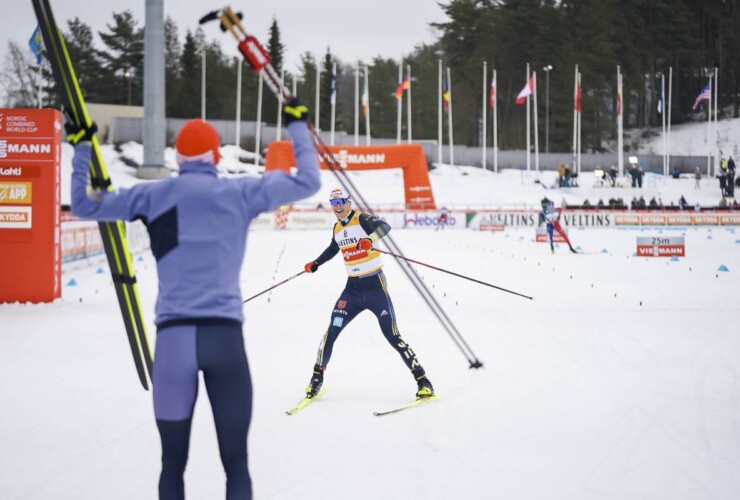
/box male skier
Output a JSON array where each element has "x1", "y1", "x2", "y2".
[
  {"x1": 540, "y1": 201, "x2": 577, "y2": 253},
  {"x1": 302, "y1": 188, "x2": 434, "y2": 400}
]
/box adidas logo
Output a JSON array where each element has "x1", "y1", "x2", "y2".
[{"x1": 380, "y1": 310, "x2": 388, "y2": 316}]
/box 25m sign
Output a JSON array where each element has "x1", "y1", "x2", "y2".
[{"x1": 636, "y1": 236, "x2": 685, "y2": 257}]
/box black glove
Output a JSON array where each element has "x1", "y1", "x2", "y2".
[
  {"x1": 282, "y1": 97, "x2": 310, "y2": 125},
  {"x1": 304, "y1": 261, "x2": 319, "y2": 273},
  {"x1": 64, "y1": 119, "x2": 98, "y2": 146}
]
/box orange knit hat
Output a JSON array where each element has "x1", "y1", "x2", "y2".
[{"x1": 175, "y1": 119, "x2": 221, "y2": 165}]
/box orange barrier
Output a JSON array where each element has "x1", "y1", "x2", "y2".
[
  {"x1": 0, "y1": 108, "x2": 62, "y2": 303},
  {"x1": 265, "y1": 141, "x2": 436, "y2": 210}
]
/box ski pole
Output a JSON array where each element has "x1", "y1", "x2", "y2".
[
  {"x1": 375, "y1": 249, "x2": 533, "y2": 300},
  {"x1": 243, "y1": 271, "x2": 305, "y2": 304}
]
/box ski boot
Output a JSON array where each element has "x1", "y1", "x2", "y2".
[
  {"x1": 412, "y1": 366, "x2": 434, "y2": 399},
  {"x1": 550, "y1": 244, "x2": 555, "y2": 254},
  {"x1": 569, "y1": 245, "x2": 578, "y2": 254},
  {"x1": 305, "y1": 364, "x2": 324, "y2": 399}
]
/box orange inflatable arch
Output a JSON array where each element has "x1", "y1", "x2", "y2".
[{"x1": 264, "y1": 141, "x2": 436, "y2": 210}]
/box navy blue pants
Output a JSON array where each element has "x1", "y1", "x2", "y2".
[
  {"x1": 316, "y1": 271, "x2": 420, "y2": 371},
  {"x1": 154, "y1": 319, "x2": 252, "y2": 500}
]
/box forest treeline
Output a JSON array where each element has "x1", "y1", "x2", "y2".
[{"x1": 2, "y1": 0, "x2": 738, "y2": 152}]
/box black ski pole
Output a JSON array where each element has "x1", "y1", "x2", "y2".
[
  {"x1": 375, "y1": 249, "x2": 533, "y2": 300},
  {"x1": 243, "y1": 271, "x2": 305, "y2": 304}
]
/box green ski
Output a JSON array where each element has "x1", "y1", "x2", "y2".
[
  {"x1": 32, "y1": 0, "x2": 153, "y2": 389},
  {"x1": 286, "y1": 388, "x2": 327, "y2": 416},
  {"x1": 373, "y1": 396, "x2": 440, "y2": 417}
]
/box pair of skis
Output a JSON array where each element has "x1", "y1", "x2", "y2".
[
  {"x1": 32, "y1": 0, "x2": 153, "y2": 389},
  {"x1": 286, "y1": 389, "x2": 440, "y2": 417}
]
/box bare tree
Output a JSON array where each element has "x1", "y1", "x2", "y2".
[{"x1": 1, "y1": 41, "x2": 49, "y2": 108}]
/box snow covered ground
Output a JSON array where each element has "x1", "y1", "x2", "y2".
[
  {"x1": 2, "y1": 119, "x2": 739, "y2": 499},
  {"x1": 2, "y1": 225, "x2": 739, "y2": 499}
]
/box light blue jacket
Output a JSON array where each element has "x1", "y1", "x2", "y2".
[{"x1": 71, "y1": 121, "x2": 320, "y2": 325}]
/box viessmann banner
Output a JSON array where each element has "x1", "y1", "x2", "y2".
[{"x1": 0, "y1": 108, "x2": 62, "y2": 303}]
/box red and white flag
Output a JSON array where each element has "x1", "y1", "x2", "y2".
[
  {"x1": 575, "y1": 79, "x2": 582, "y2": 112},
  {"x1": 515, "y1": 75, "x2": 535, "y2": 105},
  {"x1": 489, "y1": 75, "x2": 496, "y2": 109}
]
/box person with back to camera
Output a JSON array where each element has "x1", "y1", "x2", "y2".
[
  {"x1": 302, "y1": 188, "x2": 435, "y2": 401},
  {"x1": 66, "y1": 97, "x2": 320, "y2": 500}
]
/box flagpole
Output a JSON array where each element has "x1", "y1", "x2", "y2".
[
  {"x1": 661, "y1": 73, "x2": 666, "y2": 176},
  {"x1": 201, "y1": 50, "x2": 206, "y2": 120},
  {"x1": 276, "y1": 68, "x2": 285, "y2": 141},
  {"x1": 533, "y1": 71, "x2": 539, "y2": 174},
  {"x1": 235, "y1": 58, "x2": 242, "y2": 156},
  {"x1": 254, "y1": 71, "x2": 263, "y2": 167},
  {"x1": 714, "y1": 66, "x2": 719, "y2": 177},
  {"x1": 37, "y1": 65, "x2": 43, "y2": 108},
  {"x1": 407, "y1": 64, "x2": 412, "y2": 143},
  {"x1": 438, "y1": 59, "x2": 443, "y2": 165},
  {"x1": 397, "y1": 61, "x2": 402, "y2": 144},
  {"x1": 667, "y1": 67, "x2": 673, "y2": 177},
  {"x1": 364, "y1": 65, "x2": 371, "y2": 145},
  {"x1": 482, "y1": 61, "x2": 487, "y2": 171},
  {"x1": 572, "y1": 64, "x2": 578, "y2": 172},
  {"x1": 354, "y1": 64, "x2": 359, "y2": 146},
  {"x1": 617, "y1": 66, "x2": 623, "y2": 177},
  {"x1": 706, "y1": 74, "x2": 712, "y2": 177},
  {"x1": 330, "y1": 62, "x2": 336, "y2": 145},
  {"x1": 447, "y1": 66, "x2": 454, "y2": 167},
  {"x1": 577, "y1": 71, "x2": 582, "y2": 176},
  {"x1": 314, "y1": 61, "x2": 320, "y2": 131},
  {"x1": 493, "y1": 69, "x2": 498, "y2": 174}
]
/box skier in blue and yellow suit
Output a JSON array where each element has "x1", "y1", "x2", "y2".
[{"x1": 303, "y1": 188, "x2": 434, "y2": 400}]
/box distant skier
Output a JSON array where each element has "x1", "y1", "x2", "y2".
[
  {"x1": 66, "y1": 98, "x2": 320, "y2": 500},
  {"x1": 436, "y1": 206, "x2": 449, "y2": 231},
  {"x1": 302, "y1": 188, "x2": 434, "y2": 400},
  {"x1": 540, "y1": 201, "x2": 577, "y2": 253}
]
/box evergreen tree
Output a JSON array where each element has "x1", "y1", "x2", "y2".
[
  {"x1": 98, "y1": 11, "x2": 144, "y2": 105},
  {"x1": 172, "y1": 29, "x2": 201, "y2": 118},
  {"x1": 164, "y1": 17, "x2": 182, "y2": 118},
  {"x1": 65, "y1": 18, "x2": 105, "y2": 103}
]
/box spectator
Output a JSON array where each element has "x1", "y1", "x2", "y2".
[
  {"x1": 616, "y1": 197, "x2": 627, "y2": 209},
  {"x1": 629, "y1": 164, "x2": 638, "y2": 187},
  {"x1": 732, "y1": 199, "x2": 740, "y2": 208},
  {"x1": 718, "y1": 169, "x2": 727, "y2": 197},
  {"x1": 670, "y1": 167, "x2": 681, "y2": 179},
  {"x1": 694, "y1": 202, "x2": 701, "y2": 211},
  {"x1": 638, "y1": 196, "x2": 647, "y2": 209},
  {"x1": 630, "y1": 196, "x2": 639, "y2": 209},
  {"x1": 648, "y1": 197, "x2": 658, "y2": 209},
  {"x1": 679, "y1": 195, "x2": 689, "y2": 210},
  {"x1": 583, "y1": 199, "x2": 592, "y2": 208},
  {"x1": 636, "y1": 165, "x2": 644, "y2": 188},
  {"x1": 657, "y1": 197, "x2": 664, "y2": 210},
  {"x1": 564, "y1": 166, "x2": 572, "y2": 187},
  {"x1": 719, "y1": 197, "x2": 728, "y2": 208},
  {"x1": 558, "y1": 163, "x2": 566, "y2": 187},
  {"x1": 669, "y1": 200, "x2": 676, "y2": 209},
  {"x1": 597, "y1": 199, "x2": 605, "y2": 208},
  {"x1": 608, "y1": 165, "x2": 618, "y2": 187},
  {"x1": 694, "y1": 166, "x2": 702, "y2": 189}
]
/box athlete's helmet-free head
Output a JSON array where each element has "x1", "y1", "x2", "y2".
[
  {"x1": 329, "y1": 187, "x2": 351, "y2": 207},
  {"x1": 175, "y1": 119, "x2": 221, "y2": 166}
]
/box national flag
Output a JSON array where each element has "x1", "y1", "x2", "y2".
[
  {"x1": 361, "y1": 71, "x2": 369, "y2": 117},
  {"x1": 575, "y1": 80, "x2": 582, "y2": 112},
  {"x1": 442, "y1": 73, "x2": 451, "y2": 110},
  {"x1": 489, "y1": 75, "x2": 496, "y2": 109},
  {"x1": 515, "y1": 75, "x2": 535, "y2": 105},
  {"x1": 395, "y1": 73, "x2": 410, "y2": 100},
  {"x1": 657, "y1": 77, "x2": 664, "y2": 114},
  {"x1": 616, "y1": 87, "x2": 622, "y2": 116},
  {"x1": 330, "y1": 67, "x2": 337, "y2": 105},
  {"x1": 29, "y1": 26, "x2": 43, "y2": 65},
  {"x1": 692, "y1": 82, "x2": 711, "y2": 110}
]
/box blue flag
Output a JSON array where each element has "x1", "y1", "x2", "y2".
[{"x1": 29, "y1": 26, "x2": 43, "y2": 65}]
